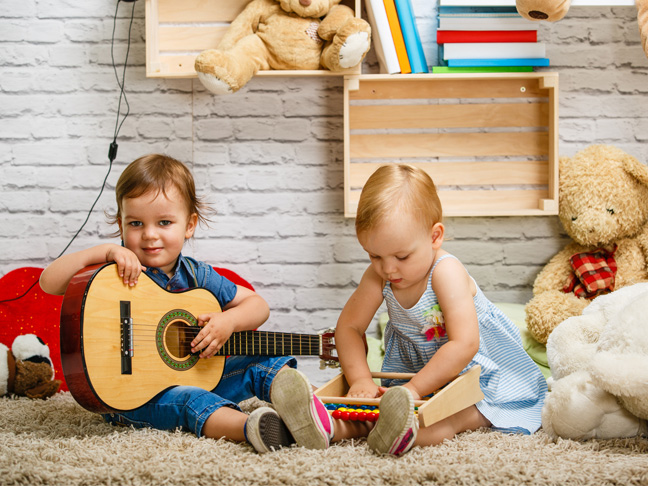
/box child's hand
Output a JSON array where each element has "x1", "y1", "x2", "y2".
[
  {"x1": 107, "y1": 245, "x2": 145, "y2": 286},
  {"x1": 192, "y1": 313, "x2": 235, "y2": 359},
  {"x1": 347, "y1": 379, "x2": 380, "y2": 399}
]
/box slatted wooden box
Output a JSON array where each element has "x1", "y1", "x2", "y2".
[
  {"x1": 343, "y1": 73, "x2": 560, "y2": 217},
  {"x1": 145, "y1": 0, "x2": 362, "y2": 78}
]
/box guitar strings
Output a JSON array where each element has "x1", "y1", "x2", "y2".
[{"x1": 126, "y1": 325, "x2": 322, "y2": 354}]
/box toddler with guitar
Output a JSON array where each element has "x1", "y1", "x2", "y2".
[{"x1": 40, "y1": 154, "x2": 297, "y2": 453}]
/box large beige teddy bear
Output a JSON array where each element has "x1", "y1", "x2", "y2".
[
  {"x1": 515, "y1": 0, "x2": 648, "y2": 59},
  {"x1": 194, "y1": 0, "x2": 371, "y2": 94},
  {"x1": 541, "y1": 282, "x2": 648, "y2": 440},
  {"x1": 525, "y1": 145, "x2": 648, "y2": 344}
]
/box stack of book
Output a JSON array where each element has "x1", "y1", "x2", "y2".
[
  {"x1": 434, "y1": 0, "x2": 549, "y2": 74},
  {"x1": 365, "y1": 0, "x2": 428, "y2": 74}
]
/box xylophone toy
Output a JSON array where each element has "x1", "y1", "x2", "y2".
[{"x1": 315, "y1": 365, "x2": 484, "y2": 427}]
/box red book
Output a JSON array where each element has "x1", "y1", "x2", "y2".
[{"x1": 436, "y1": 30, "x2": 537, "y2": 43}]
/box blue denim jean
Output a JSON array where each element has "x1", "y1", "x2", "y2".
[{"x1": 103, "y1": 355, "x2": 296, "y2": 437}]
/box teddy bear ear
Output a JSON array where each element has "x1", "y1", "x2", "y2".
[{"x1": 621, "y1": 150, "x2": 648, "y2": 187}]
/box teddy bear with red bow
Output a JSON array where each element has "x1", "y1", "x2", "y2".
[{"x1": 525, "y1": 145, "x2": 648, "y2": 344}]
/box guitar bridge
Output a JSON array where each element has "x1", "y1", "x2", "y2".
[{"x1": 120, "y1": 301, "x2": 133, "y2": 375}]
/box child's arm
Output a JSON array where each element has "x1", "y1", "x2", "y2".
[
  {"x1": 193, "y1": 285, "x2": 270, "y2": 359},
  {"x1": 335, "y1": 265, "x2": 385, "y2": 398},
  {"x1": 403, "y1": 257, "x2": 480, "y2": 400},
  {"x1": 39, "y1": 243, "x2": 144, "y2": 295}
]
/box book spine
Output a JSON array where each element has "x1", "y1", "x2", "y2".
[
  {"x1": 365, "y1": 0, "x2": 400, "y2": 73},
  {"x1": 438, "y1": 17, "x2": 538, "y2": 31},
  {"x1": 393, "y1": 0, "x2": 428, "y2": 73},
  {"x1": 446, "y1": 57, "x2": 550, "y2": 67},
  {"x1": 383, "y1": 0, "x2": 411, "y2": 74},
  {"x1": 439, "y1": 0, "x2": 516, "y2": 5},
  {"x1": 442, "y1": 42, "x2": 546, "y2": 60},
  {"x1": 432, "y1": 65, "x2": 534, "y2": 73},
  {"x1": 436, "y1": 30, "x2": 537, "y2": 43}
]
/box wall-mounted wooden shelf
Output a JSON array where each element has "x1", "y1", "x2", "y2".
[
  {"x1": 343, "y1": 73, "x2": 560, "y2": 217},
  {"x1": 145, "y1": 0, "x2": 362, "y2": 79}
]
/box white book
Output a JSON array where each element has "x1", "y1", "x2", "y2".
[
  {"x1": 365, "y1": 0, "x2": 400, "y2": 74},
  {"x1": 442, "y1": 42, "x2": 546, "y2": 60},
  {"x1": 439, "y1": 0, "x2": 634, "y2": 6},
  {"x1": 438, "y1": 16, "x2": 538, "y2": 31}
]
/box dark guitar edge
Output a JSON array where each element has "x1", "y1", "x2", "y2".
[{"x1": 60, "y1": 262, "x2": 116, "y2": 414}]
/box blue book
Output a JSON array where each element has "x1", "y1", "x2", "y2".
[
  {"x1": 447, "y1": 58, "x2": 550, "y2": 67},
  {"x1": 438, "y1": 6, "x2": 519, "y2": 14},
  {"x1": 393, "y1": 0, "x2": 428, "y2": 73}
]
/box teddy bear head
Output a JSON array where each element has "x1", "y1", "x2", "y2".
[
  {"x1": 558, "y1": 145, "x2": 648, "y2": 248},
  {"x1": 278, "y1": 0, "x2": 342, "y2": 17}
]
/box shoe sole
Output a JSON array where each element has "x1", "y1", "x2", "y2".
[
  {"x1": 271, "y1": 369, "x2": 329, "y2": 450},
  {"x1": 246, "y1": 407, "x2": 293, "y2": 453},
  {"x1": 367, "y1": 387, "x2": 416, "y2": 455}
]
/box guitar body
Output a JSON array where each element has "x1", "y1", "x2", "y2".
[{"x1": 61, "y1": 263, "x2": 225, "y2": 413}]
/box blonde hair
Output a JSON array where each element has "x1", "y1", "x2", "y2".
[
  {"x1": 107, "y1": 154, "x2": 212, "y2": 230},
  {"x1": 355, "y1": 164, "x2": 442, "y2": 235}
]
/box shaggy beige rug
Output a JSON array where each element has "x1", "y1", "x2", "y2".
[{"x1": 1, "y1": 392, "x2": 647, "y2": 486}]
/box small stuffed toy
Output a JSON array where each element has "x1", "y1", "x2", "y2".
[
  {"x1": 541, "y1": 282, "x2": 648, "y2": 440},
  {"x1": 0, "y1": 334, "x2": 61, "y2": 399},
  {"x1": 515, "y1": 0, "x2": 648, "y2": 59},
  {"x1": 525, "y1": 145, "x2": 648, "y2": 344},
  {"x1": 194, "y1": 0, "x2": 371, "y2": 94}
]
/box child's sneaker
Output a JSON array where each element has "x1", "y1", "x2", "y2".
[
  {"x1": 245, "y1": 406, "x2": 295, "y2": 453},
  {"x1": 367, "y1": 386, "x2": 418, "y2": 455},
  {"x1": 270, "y1": 368, "x2": 334, "y2": 450}
]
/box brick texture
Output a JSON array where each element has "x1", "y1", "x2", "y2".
[{"x1": 1, "y1": 0, "x2": 647, "y2": 384}]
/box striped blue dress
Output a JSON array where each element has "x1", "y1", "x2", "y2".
[{"x1": 381, "y1": 254, "x2": 547, "y2": 434}]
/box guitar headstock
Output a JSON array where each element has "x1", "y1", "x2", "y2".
[{"x1": 318, "y1": 328, "x2": 339, "y2": 369}]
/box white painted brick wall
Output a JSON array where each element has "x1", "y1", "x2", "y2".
[{"x1": 1, "y1": 0, "x2": 647, "y2": 384}]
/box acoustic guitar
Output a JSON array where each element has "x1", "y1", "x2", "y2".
[{"x1": 60, "y1": 263, "x2": 337, "y2": 413}]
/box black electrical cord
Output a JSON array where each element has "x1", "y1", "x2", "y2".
[{"x1": 0, "y1": 0, "x2": 137, "y2": 304}]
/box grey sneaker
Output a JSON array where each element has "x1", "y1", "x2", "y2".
[
  {"x1": 367, "y1": 386, "x2": 418, "y2": 455},
  {"x1": 245, "y1": 406, "x2": 294, "y2": 453},
  {"x1": 270, "y1": 368, "x2": 334, "y2": 450}
]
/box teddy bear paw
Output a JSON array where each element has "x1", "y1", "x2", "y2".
[
  {"x1": 195, "y1": 49, "x2": 241, "y2": 95},
  {"x1": 196, "y1": 71, "x2": 234, "y2": 95},
  {"x1": 542, "y1": 371, "x2": 645, "y2": 440},
  {"x1": 321, "y1": 18, "x2": 371, "y2": 71},
  {"x1": 338, "y1": 30, "x2": 371, "y2": 69}
]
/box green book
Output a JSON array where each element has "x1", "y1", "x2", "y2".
[{"x1": 432, "y1": 66, "x2": 534, "y2": 73}]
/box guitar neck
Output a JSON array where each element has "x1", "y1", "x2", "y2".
[{"x1": 215, "y1": 331, "x2": 322, "y2": 357}]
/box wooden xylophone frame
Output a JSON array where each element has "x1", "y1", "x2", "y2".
[{"x1": 314, "y1": 365, "x2": 484, "y2": 428}]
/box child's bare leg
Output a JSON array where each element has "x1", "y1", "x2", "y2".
[
  {"x1": 415, "y1": 405, "x2": 491, "y2": 446},
  {"x1": 201, "y1": 406, "x2": 248, "y2": 441},
  {"x1": 331, "y1": 418, "x2": 374, "y2": 442}
]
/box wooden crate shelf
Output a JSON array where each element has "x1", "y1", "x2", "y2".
[
  {"x1": 343, "y1": 73, "x2": 560, "y2": 217},
  {"x1": 145, "y1": 0, "x2": 362, "y2": 79}
]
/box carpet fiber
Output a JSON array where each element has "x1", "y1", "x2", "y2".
[{"x1": 1, "y1": 393, "x2": 647, "y2": 485}]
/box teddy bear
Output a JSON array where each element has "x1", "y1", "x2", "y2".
[
  {"x1": 0, "y1": 334, "x2": 61, "y2": 399},
  {"x1": 541, "y1": 282, "x2": 648, "y2": 440},
  {"x1": 525, "y1": 145, "x2": 648, "y2": 344},
  {"x1": 515, "y1": 0, "x2": 648, "y2": 59},
  {"x1": 194, "y1": 0, "x2": 371, "y2": 94}
]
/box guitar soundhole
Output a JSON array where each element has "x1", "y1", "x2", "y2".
[
  {"x1": 165, "y1": 321, "x2": 194, "y2": 359},
  {"x1": 156, "y1": 309, "x2": 200, "y2": 371}
]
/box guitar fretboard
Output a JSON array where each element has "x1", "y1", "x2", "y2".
[{"x1": 214, "y1": 331, "x2": 321, "y2": 357}]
